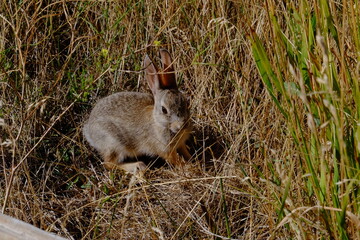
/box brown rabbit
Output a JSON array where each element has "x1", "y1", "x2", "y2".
[{"x1": 83, "y1": 49, "x2": 192, "y2": 173}]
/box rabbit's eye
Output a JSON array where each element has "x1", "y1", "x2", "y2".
[{"x1": 162, "y1": 106, "x2": 168, "y2": 115}]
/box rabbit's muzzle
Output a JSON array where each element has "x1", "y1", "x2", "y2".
[{"x1": 170, "y1": 121, "x2": 186, "y2": 134}]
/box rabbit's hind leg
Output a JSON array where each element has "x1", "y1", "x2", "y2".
[{"x1": 103, "y1": 150, "x2": 146, "y2": 174}]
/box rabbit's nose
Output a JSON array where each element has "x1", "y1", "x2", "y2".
[{"x1": 171, "y1": 121, "x2": 184, "y2": 133}]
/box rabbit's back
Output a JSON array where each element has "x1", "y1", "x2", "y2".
[
  {"x1": 89, "y1": 92, "x2": 153, "y2": 119},
  {"x1": 83, "y1": 92, "x2": 154, "y2": 156}
]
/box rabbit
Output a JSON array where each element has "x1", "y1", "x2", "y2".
[{"x1": 83, "y1": 49, "x2": 192, "y2": 173}]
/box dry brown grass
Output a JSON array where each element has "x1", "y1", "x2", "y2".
[{"x1": 1, "y1": 0, "x2": 358, "y2": 239}]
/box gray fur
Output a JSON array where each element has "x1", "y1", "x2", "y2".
[{"x1": 83, "y1": 50, "x2": 192, "y2": 173}]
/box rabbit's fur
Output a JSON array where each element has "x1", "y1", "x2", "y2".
[{"x1": 83, "y1": 49, "x2": 191, "y2": 173}]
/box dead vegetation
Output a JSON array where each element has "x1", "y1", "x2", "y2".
[{"x1": 1, "y1": 0, "x2": 359, "y2": 239}]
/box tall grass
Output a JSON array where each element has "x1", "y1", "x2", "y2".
[
  {"x1": 0, "y1": 0, "x2": 359, "y2": 239},
  {"x1": 251, "y1": 0, "x2": 360, "y2": 239}
]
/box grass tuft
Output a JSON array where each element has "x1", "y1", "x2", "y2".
[{"x1": 1, "y1": 0, "x2": 359, "y2": 239}]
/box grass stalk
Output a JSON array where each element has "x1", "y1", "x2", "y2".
[
  {"x1": 1, "y1": 0, "x2": 359, "y2": 239},
  {"x1": 251, "y1": 0, "x2": 360, "y2": 238}
]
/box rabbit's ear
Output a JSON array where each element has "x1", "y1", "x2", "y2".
[
  {"x1": 144, "y1": 54, "x2": 160, "y2": 94},
  {"x1": 159, "y1": 49, "x2": 177, "y2": 90}
]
